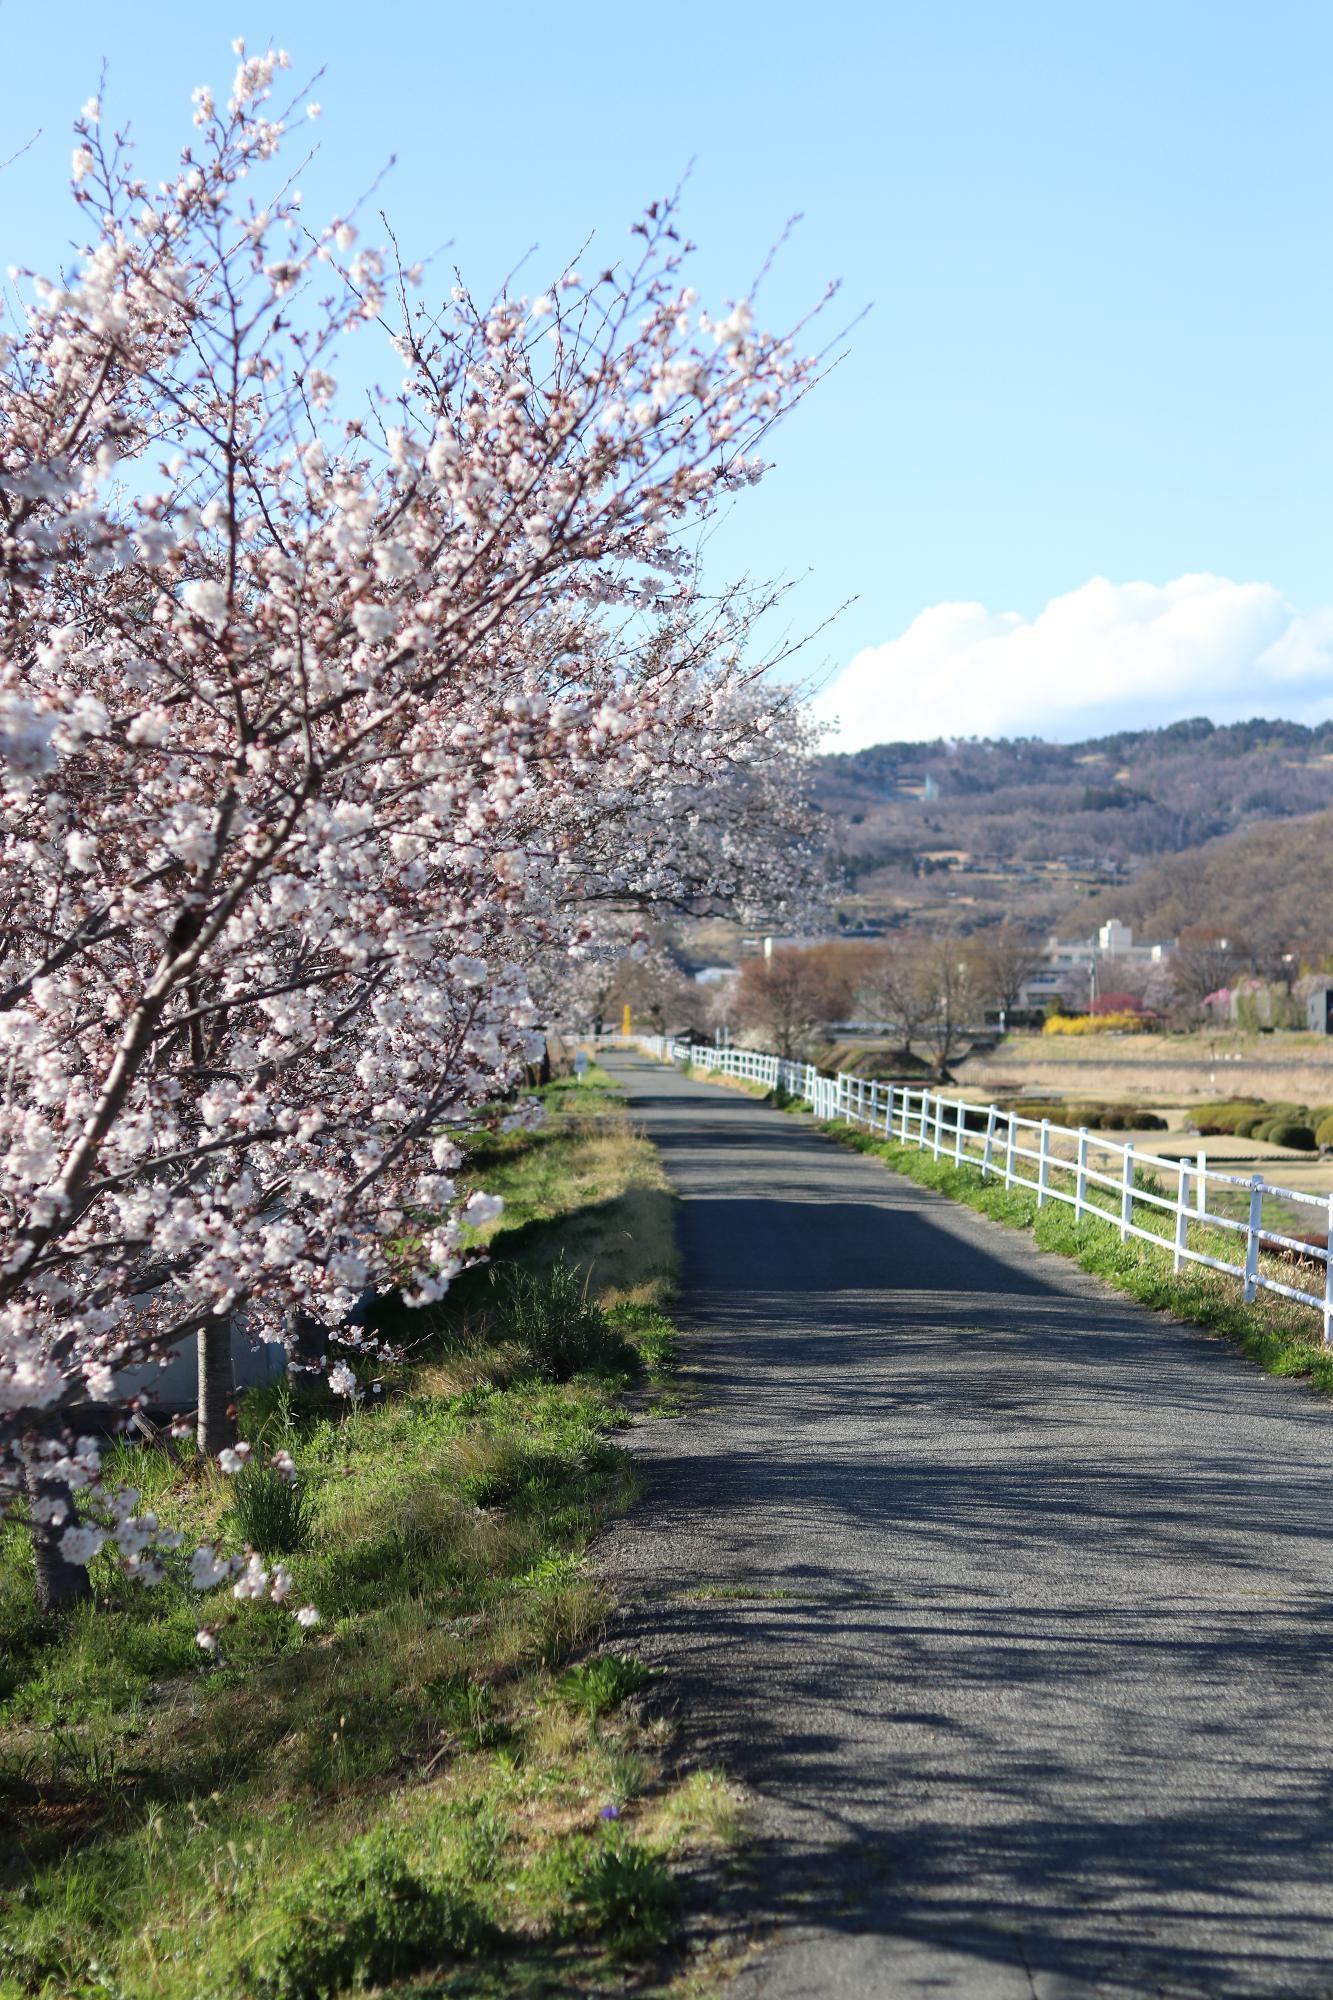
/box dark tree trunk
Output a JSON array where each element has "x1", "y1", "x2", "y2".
[
  {"x1": 25, "y1": 1456, "x2": 91, "y2": 1611},
  {"x1": 197, "y1": 1316, "x2": 237, "y2": 1458}
]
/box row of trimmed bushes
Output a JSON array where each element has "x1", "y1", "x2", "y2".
[
  {"x1": 1007, "y1": 1098, "x2": 1169, "y2": 1132},
  {"x1": 1183, "y1": 1097, "x2": 1333, "y2": 1152},
  {"x1": 943, "y1": 1099, "x2": 1168, "y2": 1135}
]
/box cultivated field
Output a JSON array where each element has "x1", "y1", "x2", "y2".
[
  {"x1": 960, "y1": 1029, "x2": 1333, "y2": 1109},
  {"x1": 954, "y1": 1029, "x2": 1333, "y2": 1231}
]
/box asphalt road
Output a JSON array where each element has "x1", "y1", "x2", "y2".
[{"x1": 598, "y1": 1053, "x2": 1333, "y2": 1999}]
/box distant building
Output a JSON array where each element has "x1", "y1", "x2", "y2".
[
  {"x1": 1019, "y1": 921, "x2": 1176, "y2": 1012},
  {"x1": 739, "y1": 934, "x2": 830, "y2": 959},
  {"x1": 1308, "y1": 986, "x2": 1333, "y2": 1035}
]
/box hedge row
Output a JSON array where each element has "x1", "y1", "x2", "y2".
[
  {"x1": 1007, "y1": 1099, "x2": 1169, "y2": 1132},
  {"x1": 1184, "y1": 1097, "x2": 1333, "y2": 1151}
]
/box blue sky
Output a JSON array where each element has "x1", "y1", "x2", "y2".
[{"x1": 3, "y1": 0, "x2": 1330, "y2": 745}]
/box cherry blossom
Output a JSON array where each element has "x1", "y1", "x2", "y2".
[{"x1": 1, "y1": 47, "x2": 827, "y2": 1605}]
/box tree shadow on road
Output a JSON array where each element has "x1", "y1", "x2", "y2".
[{"x1": 599, "y1": 1061, "x2": 1333, "y2": 1995}]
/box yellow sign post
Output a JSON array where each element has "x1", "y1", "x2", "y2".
[{"x1": 622, "y1": 1003, "x2": 632, "y2": 1037}]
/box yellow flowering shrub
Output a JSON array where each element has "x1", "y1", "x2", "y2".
[{"x1": 1043, "y1": 1010, "x2": 1150, "y2": 1036}]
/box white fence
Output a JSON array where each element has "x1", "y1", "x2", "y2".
[{"x1": 624, "y1": 1034, "x2": 1333, "y2": 1345}]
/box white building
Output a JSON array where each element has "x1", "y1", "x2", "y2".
[{"x1": 1020, "y1": 921, "x2": 1176, "y2": 1011}]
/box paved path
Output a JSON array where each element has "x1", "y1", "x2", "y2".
[{"x1": 598, "y1": 1054, "x2": 1333, "y2": 1999}]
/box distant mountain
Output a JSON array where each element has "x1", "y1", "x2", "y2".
[{"x1": 812, "y1": 717, "x2": 1333, "y2": 937}]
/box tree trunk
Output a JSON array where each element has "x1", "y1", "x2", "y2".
[
  {"x1": 197, "y1": 1316, "x2": 237, "y2": 1458},
  {"x1": 25, "y1": 1456, "x2": 91, "y2": 1611}
]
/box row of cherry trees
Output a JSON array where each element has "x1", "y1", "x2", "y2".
[{"x1": 0, "y1": 50, "x2": 824, "y2": 1610}]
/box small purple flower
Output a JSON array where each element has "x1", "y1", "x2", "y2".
[{"x1": 599, "y1": 1804, "x2": 621, "y2": 1820}]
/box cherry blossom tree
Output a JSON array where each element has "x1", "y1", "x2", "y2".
[{"x1": 0, "y1": 48, "x2": 828, "y2": 1603}]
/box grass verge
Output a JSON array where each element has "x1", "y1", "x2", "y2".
[
  {"x1": 0, "y1": 1067, "x2": 738, "y2": 1998},
  {"x1": 811, "y1": 1114, "x2": 1333, "y2": 1395}
]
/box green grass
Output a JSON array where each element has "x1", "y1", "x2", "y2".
[
  {"x1": 227, "y1": 1455, "x2": 312, "y2": 1556},
  {"x1": 813, "y1": 1117, "x2": 1333, "y2": 1395},
  {"x1": 0, "y1": 1069, "x2": 736, "y2": 1998}
]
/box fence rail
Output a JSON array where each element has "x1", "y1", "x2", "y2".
[{"x1": 620, "y1": 1033, "x2": 1333, "y2": 1345}]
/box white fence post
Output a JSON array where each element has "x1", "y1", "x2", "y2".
[
  {"x1": 1324, "y1": 1192, "x2": 1333, "y2": 1347},
  {"x1": 1074, "y1": 1128, "x2": 1088, "y2": 1221},
  {"x1": 1004, "y1": 1111, "x2": 1015, "y2": 1188},
  {"x1": 932, "y1": 1095, "x2": 943, "y2": 1159},
  {"x1": 981, "y1": 1104, "x2": 997, "y2": 1179},
  {"x1": 1120, "y1": 1143, "x2": 1135, "y2": 1242},
  {"x1": 1174, "y1": 1161, "x2": 1191, "y2": 1274},
  {"x1": 1244, "y1": 1174, "x2": 1263, "y2": 1303},
  {"x1": 1196, "y1": 1156, "x2": 1206, "y2": 1219},
  {"x1": 953, "y1": 1098, "x2": 964, "y2": 1167},
  {"x1": 886, "y1": 1085, "x2": 896, "y2": 1138},
  {"x1": 1037, "y1": 1121, "x2": 1050, "y2": 1207}
]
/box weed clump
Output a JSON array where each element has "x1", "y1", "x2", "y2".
[
  {"x1": 548, "y1": 1832, "x2": 679, "y2": 1956},
  {"x1": 247, "y1": 1830, "x2": 491, "y2": 1997},
  {"x1": 229, "y1": 1456, "x2": 311, "y2": 1555},
  {"x1": 557, "y1": 1652, "x2": 656, "y2": 1717},
  {"x1": 490, "y1": 1256, "x2": 635, "y2": 1381}
]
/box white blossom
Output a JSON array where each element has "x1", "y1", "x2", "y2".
[
  {"x1": 463, "y1": 1191, "x2": 503, "y2": 1230},
  {"x1": 181, "y1": 578, "x2": 229, "y2": 630},
  {"x1": 233, "y1": 1552, "x2": 269, "y2": 1600},
  {"x1": 190, "y1": 1544, "x2": 234, "y2": 1591},
  {"x1": 58, "y1": 1524, "x2": 105, "y2": 1564}
]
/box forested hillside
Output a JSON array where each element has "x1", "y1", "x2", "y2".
[
  {"x1": 1067, "y1": 807, "x2": 1333, "y2": 958},
  {"x1": 814, "y1": 717, "x2": 1333, "y2": 932}
]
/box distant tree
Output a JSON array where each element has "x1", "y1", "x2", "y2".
[
  {"x1": 1170, "y1": 927, "x2": 1252, "y2": 1019},
  {"x1": 701, "y1": 970, "x2": 742, "y2": 1043},
  {"x1": 558, "y1": 943, "x2": 694, "y2": 1037},
  {"x1": 856, "y1": 933, "x2": 973, "y2": 1071},
  {"x1": 965, "y1": 924, "x2": 1044, "y2": 1020},
  {"x1": 1091, "y1": 991, "x2": 1146, "y2": 1015},
  {"x1": 915, "y1": 938, "x2": 975, "y2": 1073},
  {"x1": 856, "y1": 937, "x2": 938, "y2": 1056},
  {"x1": 736, "y1": 948, "x2": 852, "y2": 1060}
]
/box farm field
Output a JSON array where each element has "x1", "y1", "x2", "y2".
[
  {"x1": 949, "y1": 1038, "x2": 1333, "y2": 1240},
  {"x1": 960, "y1": 1029, "x2": 1333, "y2": 1107}
]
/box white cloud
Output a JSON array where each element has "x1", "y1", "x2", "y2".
[{"x1": 813, "y1": 574, "x2": 1333, "y2": 750}]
